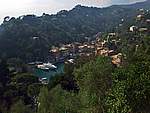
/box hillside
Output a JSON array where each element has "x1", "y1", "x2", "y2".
[
  {"x1": 0, "y1": 0, "x2": 150, "y2": 61},
  {"x1": 0, "y1": 1, "x2": 150, "y2": 113}
]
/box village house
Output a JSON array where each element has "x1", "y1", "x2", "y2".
[
  {"x1": 96, "y1": 48, "x2": 109, "y2": 56},
  {"x1": 111, "y1": 53, "x2": 122, "y2": 67},
  {"x1": 50, "y1": 46, "x2": 59, "y2": 53},
  {"x1": 139, "y1": 27, "x2": 148, "y2": 32},
  {"x1": 107, "y1": 33, "x2": 117, "y2": 42},
  {"x1": 129, "y1": 26, "x2": 138, "y2": 32},
  {"x1": 146, "y1": 19, "x2": 150, "y2": 23},
  {"x1": 136, "y1": 14, "x2": 144, "y2": 21}
]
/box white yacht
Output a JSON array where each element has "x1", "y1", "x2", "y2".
[
  {"x1": 43, "y1": 62, "x2": 57, "y2": 69},
  {"x1": 37, "y1": 62, "x2": 57, "y2": 70}
]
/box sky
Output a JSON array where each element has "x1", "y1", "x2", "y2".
[{"x1": 0, "y1": 0, "x2": 146, "y2": 22}]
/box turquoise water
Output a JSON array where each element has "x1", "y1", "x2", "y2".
[{"x1": 34, "y1": 63, "x2": 64, "y2": 79}]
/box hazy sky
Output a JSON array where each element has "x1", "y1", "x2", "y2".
[{"x1": 0, "y1": 0, "x2": 146, "y2": 22}]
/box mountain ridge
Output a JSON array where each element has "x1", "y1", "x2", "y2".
[{"x1": 0, "y1": 0, "x2": 150, "y2": 61}]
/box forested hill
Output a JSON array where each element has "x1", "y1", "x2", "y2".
[
  {"x1": 120, "y1": 0, "x2": 150, "y2": 9},
  {"x1": 0, "y1": 0, "x2": 150, "y2": 61}
]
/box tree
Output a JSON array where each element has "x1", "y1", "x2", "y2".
[
  {"x1": 105, "y1": 69, "x2": 131, "y2": 113},
  {"x1": 27, "y1": 84, "x2": 40, "y2": 111},
  {"x1": 38, "y1": 87, "x2": 51, "y2": 113},
  {"x1": 48, "y1": 74, "x2": 62, "y2": 90},
  {"x1": 12, "y1": 73, "x2": 39, "y2": 85},
  {"x1": 105, "y1": 53, "x2": 150, "y2": 113},
  {"x1": 49, "y1": 85, "x2": 80, "y2": 113},
  {"x1": 0, "y1": 59, "x2": 11, "y2": 113},
  {"x1": 28, "y1": 84, "x2": 40, "y2": 98},
  {"x1": 0, "y1": 59, "x2": 10, "y2": 86},
  {"x1": 11, "y1": 100, "x2": 34, "y2": 113},
  {"x1": 12, "y1": 73, "x2": 39, "y2": 105},
  {"x1": 74, "y1": 56, "x2": 114, "y2": 113}
]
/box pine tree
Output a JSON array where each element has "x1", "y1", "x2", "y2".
[{"x1": 38, "y1": 87, "x2": 51, "y2": 113}]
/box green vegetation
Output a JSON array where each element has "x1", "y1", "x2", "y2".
[
  {"x1": 0, "y1": 59, "x2": 40, "y2": 113},
  {"x1": 74, "y1": 56, "x2": 113, "y2": 113}
]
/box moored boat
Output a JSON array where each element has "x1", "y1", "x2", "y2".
[{"x1": 37, "y1": 62, "x2": 57, "y2": 70}]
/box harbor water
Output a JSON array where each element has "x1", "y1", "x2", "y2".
[{"x1": 34, "y1": 62, "x2": 64, "y2": 80}]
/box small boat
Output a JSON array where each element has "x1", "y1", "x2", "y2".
[
  {"x1": 28, "y1": 62, "x2": 36, "y2": 65},
  {"x1": 68, "y1": 59, "x2": 74, "y2": 64},
  {"x1": 39, "y1": 78, "x2": 48, "y2": 84},
  {"x1": 37, "y1": 64, "x2": 49, "y2": 70}
]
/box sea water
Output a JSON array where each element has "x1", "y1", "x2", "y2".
[{"x1": 34, "y1": 63, "x2": 64, "y2": 80}]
